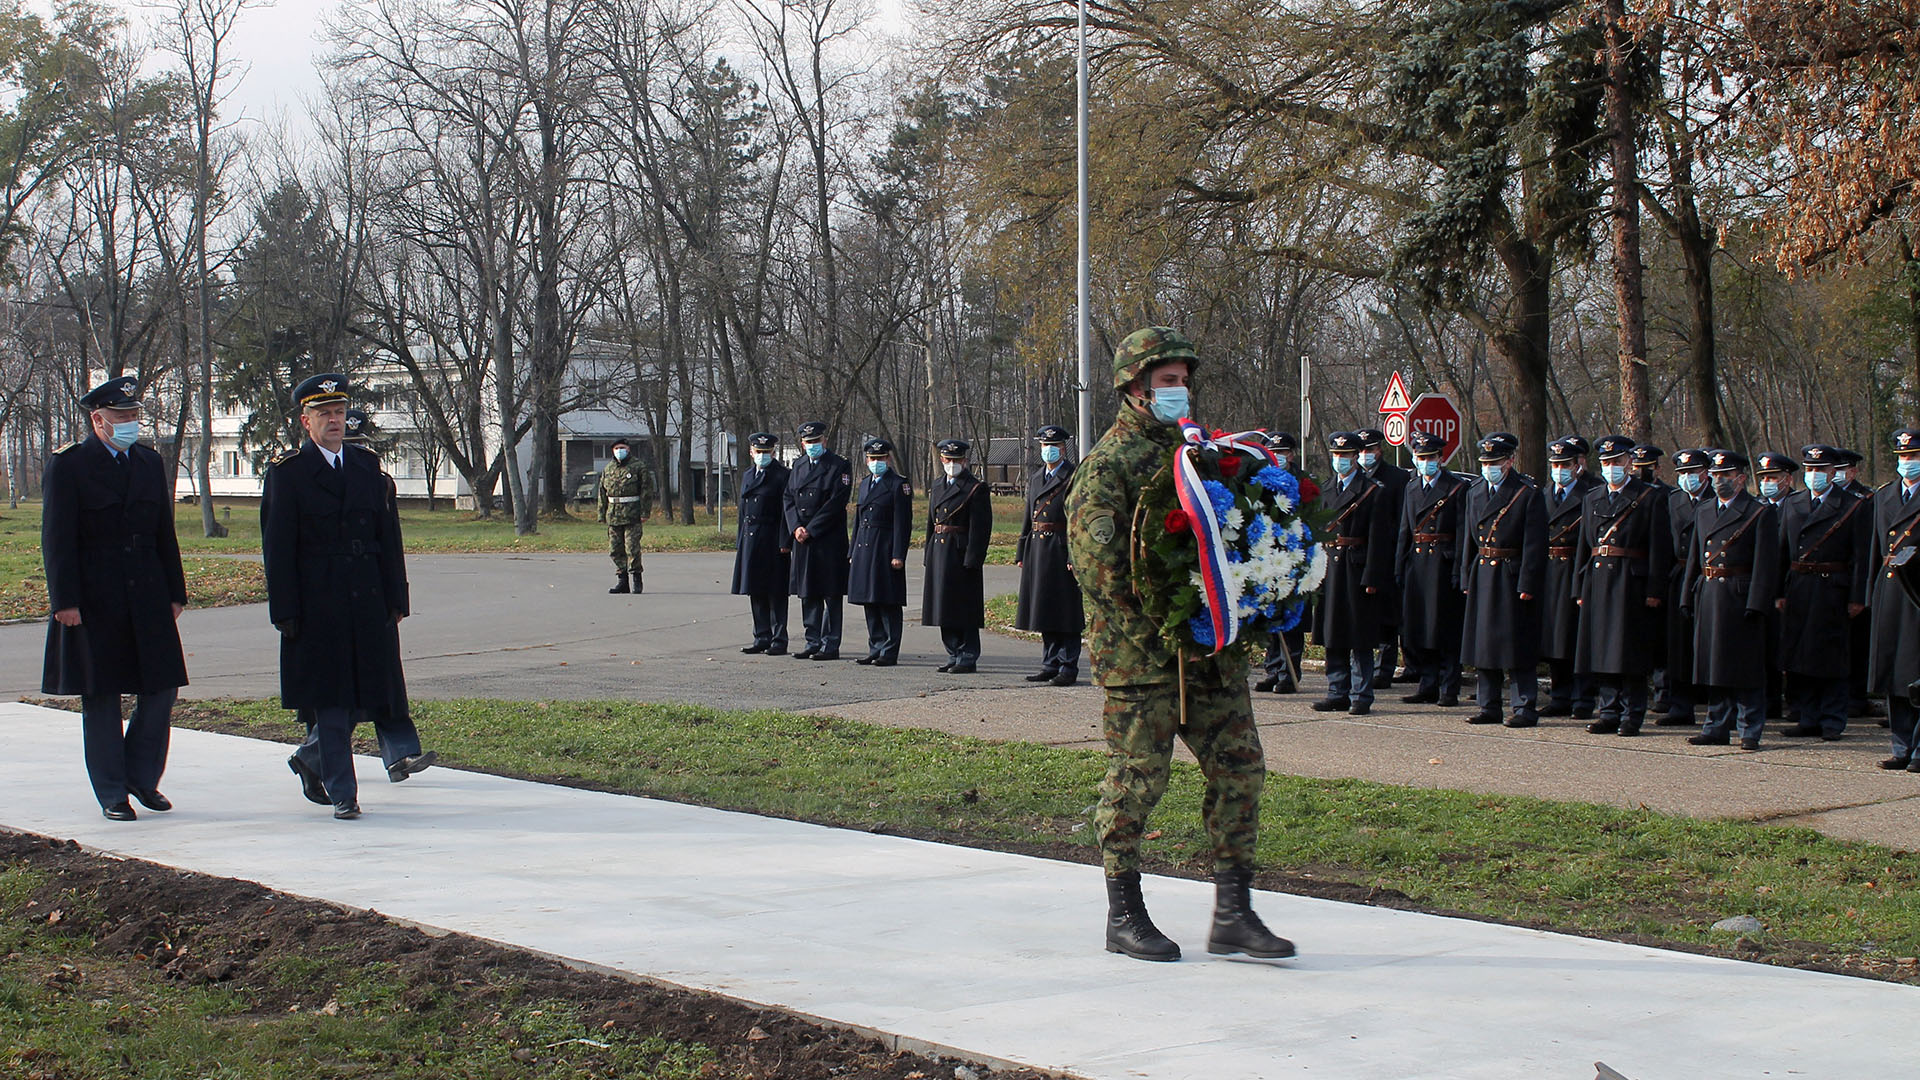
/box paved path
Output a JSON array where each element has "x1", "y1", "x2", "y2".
[
  {"x1": 6, "y1": 552, "x2": 1919, "y2": 851},
  {"x1": 2, "y1": 703, "x2": 1908, "y2": 1080}
]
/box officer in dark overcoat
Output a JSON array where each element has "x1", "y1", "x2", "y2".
[
  {"x1": 41, "y1": 376, "x2": 189, "y2": 821},
  {"x1": 1682, "y1": 450, "x2": 1782, "y2": 751},
  {"x1": 1312, "y1": 431, "x2": 1396, "y2": 715},
  {"x1": 1540, "y1": 435, "x2": 1599, "y2": 717},
  {"x1": 1571, "y1": 435, "x2": 1673, "y2": 736},
  {"x1": 924, "y1": 438, "x2": 993, "y2": 673},
  {"x1": 733, "y1": 432, "x2": 792, "y2": 655},
  {"x1": 784, "y1": 420, "x2": 852, "y2": 661},
  {"x1": 1628, "y1": 444, "x2": 1675, "y2": 714},
  {"x1": 849, "y1": 438, "x2": 912, "y2": 665},
  {"x1": 1777, "y1": 444, "x2": 1871, "y2": 741},
  {"x1": 1256, "y1": 431, "x2": 1318, "y2": 694},
  {"x1": 1456, "y1": 432, "x2": 1548, "y2": 727},
  {"x1": 1394, "y1": 429, "x2": 1468, "y2": 706},
  {"x1": 1833, "y1": 448, "x2": 1879, "y2": 721},
  {"x1": 262, "y1": 374, "x2": 412, "y2": 819},
  {"x1": 1354, "y1": 427, "x2": 1409, "y2": 686},
  {"x1": 1015, "y1": 425, "x2": 1084, "y2": 685},
  {"x1": 1658, "y1": 448, "x2": 1713, "y2": 724},
  {"x1": 1870, "y1": 430, "x2": 1920, "y2": 771}
]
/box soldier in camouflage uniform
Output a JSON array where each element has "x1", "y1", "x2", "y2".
[
  {"x1": 1066, "y1": 326, "x2": 1294, "y2": 964},
  {"x1": 597, "y1": 436, "x2": 654, "y2": 594}
]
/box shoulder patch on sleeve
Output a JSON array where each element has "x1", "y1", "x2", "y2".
[
  {"x1": 270, "y1": 447, "x2": 300, "y2": 466},
  {"x1": 52, "y1": 440, "x2": 81, "y2": 455},
  {"x1": 1089, "y1": 513, "x2": 1117, "y2": 546},
  {"x1": 901, "y1": 482, "x2": 911, "y2": 496}
]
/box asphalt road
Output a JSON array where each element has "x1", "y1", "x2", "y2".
[{"x1": 0, "y1": 553, "x2": 1034, "y2": 710}]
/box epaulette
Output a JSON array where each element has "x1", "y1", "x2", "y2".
[
  {"x1": 52, "y1": 440, "x2": 81, "y2": 455},
  {"x1": 269, "y1": 447, "x2": 300, "y2": 466}
]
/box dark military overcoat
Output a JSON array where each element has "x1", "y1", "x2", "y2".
[
  {"x1": 1365, "y1": 461, "x2": 1410, "y2": 629},
  {"x1": 1016, "y1": 462, "x2": 1084, "y2": 635},
  {"x1": 1572, "y1": 478, "x2": 1673, "y2": 676},
  {"x1": 731, "y1": 461, "x2": 791, "y2": 596},
  {"x1": 922, "y1": 470, "x2": 992, "y2": 627},
  {"x1": 1683, "y1": 491, "x2": 1781, "y2": 689},
  {"x1": 849, "y1": 470, "x2": 912, "y2": 606},
  {"x1": 1540, "y1": 473, "x2": 1600, "y2": 662},
  {"x1": 1313, "y1": 471, "x2": 1397, "y2": 652},
  {"x1": 1664, "y1": 486, "x2": 1707, "y2": 685},
  {"x1": 261, "y1": 441, "x2": 410, "y2": 712},
  {"x1": 783, "y1": 451, "x2": 852, "y2": 598},
  {"x1": 1456, "y1": 470, "x2": 1547, "y2": 671},
  {"x1": 40, "y1": 436, "x2": 189, "y2": 696},
  {"x1": 1394, "y1": 469, "x2": 1469, "y2": 651},
  {"x1": 1868, "y1": 482, "x2": 1920, "y2": 695},
  {"x1": 1777, "y1": 486, "x2": 1871, "y2": 677}
]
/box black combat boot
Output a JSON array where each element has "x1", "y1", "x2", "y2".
[
  {"x1": 1105, "y1": 871, "x2": 1180, "y2": 962},
  {"x1": 609, "y1": 571, "x2": 630, "y2": 594},
  {"x1": 632, "y1": 571, "x2": 643, "y2": 595},
  {"x1": 1207, "y1": 866, "x2": 1296, "y2": 958}
]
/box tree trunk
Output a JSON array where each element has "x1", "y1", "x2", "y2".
[
  {"x1": 1903, "y1": 231, "x2": 1920, "y2": 409},
  {"x1": 1493, "y1": 237, "x2": 1554, "y2": 482},
  {"x1": 1605, "y1": 0, "x2": 1650, "y2": 442}
]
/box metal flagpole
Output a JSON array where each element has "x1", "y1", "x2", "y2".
[{"x1": 1076, "y1": 0, "x2": 1092, "y2": 447}]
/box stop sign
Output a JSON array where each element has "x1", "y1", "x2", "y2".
[{"x1": 1406, "y1": 393, "x2": 1463, "y2": 461}]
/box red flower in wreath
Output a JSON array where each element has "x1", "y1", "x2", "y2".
[
  {"x1": 1165, "y1": 509, "x2": 1191, "y2": 534},
  {"x1": 1217, "y1": 454, "x2": 1241, "y2": 477}
]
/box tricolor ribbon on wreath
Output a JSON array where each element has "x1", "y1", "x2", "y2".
[{"x1": 1172, "y1": 419, "x2": 1280, "y2": 653}]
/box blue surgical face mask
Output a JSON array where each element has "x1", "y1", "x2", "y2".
[
  {"x1": 1805, "y1": 469, "x2": 1831, "y2": 493},
  {"x1": 1415, "y1": 458, "x2": 1440, "y2": 478},
  {"x1": 1330, "y1": 455, "x2": 1355, "y2": 477},
  {"x1": 1550, "y1": 465, "x2": 1573, "y2": 486},
  {"x1": 1273, "y1": 453, "x2": 1290, "y2": 471},
  {"x1": 752, "y1": 452, "x2": 773, "y2": 468},
  {"x1": 1358, "y1": 451, "x2": 1379, "y2": 469},
  {"x1": 1148, "y1": 386, "x2": 1190, "y2": 424},
  {"x1": 107, "y1": 420, "x2": 140, "y2": 451},
  {"x1": 1900, "y1": 458, "x2": 1920, "y2": 482},
  {"x1": 1601, "y1": 464, "x2": 1626, "y2": 485},
  {"x1": 612, "y1": 447, "x2": 629, "y2": 462},
  {"x1": 804, "y1": 442, "x2": 825, "y2": 460},
  {"x1": 1678, "y1": 472, "x2": 1703, "y2": 494},
  {"x1": 1481, "y1": 464, "x2": 1506, "y2": 486},
  {"x1": 868, "y1": 459, "x2": 888, "y2": 476},
  {"x1": 1040, "y1": 446, "x2": 1062, "y2": 465},
  {"x1": 1759, "y1": 478, "x2": 1782, "y2": 499}
]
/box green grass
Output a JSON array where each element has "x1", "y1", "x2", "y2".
[
  {"x1": 0, "y1": 550, "x2": 267, "y2": 622},
  {"x1": 168, "y1": 697, "x2": 1920, "y2": 979}
]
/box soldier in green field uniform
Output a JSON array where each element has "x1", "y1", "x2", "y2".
[
  {"x1": 1065, "y1": 326, "x2": 1295, "y2": 964},
  {"x1": 597, "y1": 436, "x2": 654, "y2": 594}
]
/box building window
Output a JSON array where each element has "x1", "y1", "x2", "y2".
[{"x1": 221, "y1": 450, "x2": 238, "y2": 477}]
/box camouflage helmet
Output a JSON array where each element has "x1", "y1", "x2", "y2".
[{"x1": 1111, "y1": 327, "x2": 1199, "y2": 391}]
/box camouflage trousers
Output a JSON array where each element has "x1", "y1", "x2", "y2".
[
  {"x1": 1095, "y1": 679, "x2": 1264, "y2": 875},
  {"x1": 607, "y1": 523, "x2": 645, "y2": 573}
]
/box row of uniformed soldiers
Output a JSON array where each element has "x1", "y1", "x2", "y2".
[{"x1": 729, "y1": 422, "x2": 1085, "y2": 678}]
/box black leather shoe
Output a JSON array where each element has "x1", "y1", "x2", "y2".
[
  {"x1": 793, "y1": 648, "x2": 818, "y2": 659},
  {"x1": 1348, "y1": 703, "x2": 1371, "y2": 716},
  {"x1": 948, "y1": 663, "x2": 977, "y2": 674},
  {"x1": 1538, "y1": 703, "x2": 1572, "y2": 717},
  {"x1": 1309, "y1": 698, "x2": 1350, "y2": 712},
  {"x1": 1780, "y1": 724, "x2": 1822, "y2": 737},
  {"x1": 1879, "y1": 756, "x2": 1912, "y2": 770},
  {"x1": 1437, "y1": 695, "x2": 1460, "y2": 707},
  {"x1": 855, "y1": 656, "x2": 875, "y2": 665},
  {"x1": 810, "y1": 651, "x2": 840, "y2": 661},
  {"x1": 741, "y1": 644, "x2": 769, "y2": 654},
  {"x1": 1740, "y1": 737, "x2": 1762, "y2": 751},
  {"x1": 1616, "y1": 725, "x2": 1641, "y2": 737},
  {"x1": 1105, "y1": 871, "x2": 1180, "y2": 962},
  {"x1": 387, "y1": 751, "x2": 437, "y2": 783},
  {"x1": 288, "y1": 755, "x2": 330, "y2": 806},
  {"x1": 1688, "y1": 733, "x2": 1730, "y2": 746},
  {"x1": 333, "y1": 802, "x2": 362, "y2": 820},
  {"x1": 1273, "y1": 682, "x2": 1298, "y2": 694},
  {"x1": 130, "y1": 788, "x2": 172, "y2": 812},
  {"x1": 1655, "y1": 713, "x2": 1693, "y2": 726},
  {"x1": 937, "y1": 663, "x2": 954, "y2": 673},
  {"x1": 1820, "y1": 733, "x2": 1843, "y2": 742},
  {"x1": 872, "y1": 657, "x2": 897, "y2": 667},
  {"x1": 1467, "y1": 710, "x2": 1502, "y2": 725},
  {"x1": 765, "y1": 648, "x2": 787, "y2": 656},
  {"x1": 1504, "y1": 715, "x2": 1538, "y2": 728},
  {"x1": 1026, "y1": 670, "x2": 1058, "y2": 682},
  {"x1": 1253, "y1": 677, "x2": 1278, "y2": 693},
  {"x1": 102, "y1": 801, "x2": 136, "y2": 821},
  {"x1": 1571, "y1": 706, "x2": 1594, "y2": 720},
  {"x1": 1050, "y1": 671, "x2": 1078, "y2": 687},
  {"x1": 1586, "y1": 718, "x2": 1621, "y2": 735},
  {"x1": 1401, "y1": 691, "x2": 1437, "y2": 704},
  {"x1": 1907, "y1": 758, "x2": 1920, "y2": 774}
]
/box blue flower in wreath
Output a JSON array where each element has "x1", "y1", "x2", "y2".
[
  {"x1": 1253, "y1": 465, "x2": 1289, "y2": 493},
  {"x1": 1246, "y1": 514, "x2": 1270, "y2": 545},
  {"x1": 1278, "y1": 598, "x2": 1306, "y2": 632},
  {"x1": 1188, "y1": 614, "x2": 1217, "y2": 647},
  {"x1": 1202, "y1": 479, "x2": 1235, "y2": 523}
]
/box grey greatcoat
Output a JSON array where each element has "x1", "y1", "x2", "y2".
[
  {"x1": 1456, "y1": 471, "x2": 1548, "y2": 672},
  {"x1": 40, "y1": 436, "x2": 190, "y2": 696},
  {"x1": 1572, "y1": 478, "x2": 1673, "y2": 677},
  {"x1": 1683, "y1": 491, "x2": 1782, "y2": 689},
  {"x1": 1777, "y1": 486, "x2": 1872, "y2": 677},
  {"x1": 1394, "y1": 470, "x2": 1469, "y2": 651},
  {"x1": 1015, "y1": 462, "x2": 1084, "y2": 635},
  {"x1": 784, "y1": 451, "x2": 853, "y2": 598},
  {"x1": 261, "y1": 441, "x2": 410, "y2": 712},
  {"x1": 1540, "y1": 473, "x2": 1600, "y2": 662},
  {"x1": 849, "y1": 471, "x2": 913, "y2": 606},
  {"x1": 1868, "y1": 483, "x2": 1920, "y2": 696},
  {"x1": 922, "y1": 470, "x2": 992, "y2": 627},
  {"x1": 1314, "y1": 471, "x2": 1397, "y2": 651},
  {"x1": 731, "y1": 462, "x2": 791, "y2": 596}
]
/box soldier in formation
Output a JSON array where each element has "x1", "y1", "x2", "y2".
[
  {"x1": 1777, "y1": 444, "x2": 1870, "y2": 741},
  {"x1": 1395, "y1": 429, "x2": 1468, "y2": 706},
  {"x1": 733, "y1": 433, "x2": 792, "y2": 655},
  {"x1": 1871, "y1": 430, "x2": 1920, "y2": 771},
  {"x1": 850, "y1": 438, "x2": 912, "y2": 666},
  {"x1": 786, "y1": 421, "x2": 852, "y2": 661},
  {"x1": 1571, "y1": 435, "x2": 1671, "y2": 737},
  {"x1": 1540, "y1": 436, "x2": 1598, "y2": 718},
  {"x1": 1682, "y1": 451, "x2": 1781, "y2": 751},
  {"x1": 1015, "y1": 425, "x2": 1084, "y2": 686},
  {"x1": 597, "y1": 436, "x2": 653, "y2": 594},
  {"x1": 1312, "y1": 431, "x2": 1396, "y2": 716},
  {"x1": 924, "y1": 438, "x2": 992, "y2": 674},
  {"x1": 1457, "y1": 432, "x2": 1548, "y2": 726},
  {"x1": 1354, "y1": 427, "x2": 1409, "y2": 686}
]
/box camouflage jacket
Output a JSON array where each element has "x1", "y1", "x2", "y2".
[
  {"x1": 597, "y1": 459, "x2": 653, "y2": 525},
  {"x1": 1066, "y1": 405, "x2": 1247, "y2": 688}
]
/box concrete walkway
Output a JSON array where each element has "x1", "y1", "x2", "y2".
[{"x1": 3, "y1": 703, "x2": 1908, "y2": 1080}]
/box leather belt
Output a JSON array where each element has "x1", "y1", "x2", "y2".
[
  {"x1": 934, "y1": 524, "x2": 968, "y2": 534},
  {"x1": 1548, "y1": 545, "x2": 1575, "y2": 559},
  {"x1": 608, "y1": 495, "x2": 642, "y2": 503},
  {"x1": 1478, "y1": 546, "x2": 1518, "y2": 558},
  {"x1": 1701, "y1": 565, "x2": 1751, "y2": 579},
  {"x1": 1593, "y1": 546, "x2": 1646, "y2": 559},
  {"x1": 1031, "y1": 521, "x2": 1064, "y2": 533},
  {"x1": 1330, "y1": 536, "x2": 1366, "y2": 549},
  {"x1": 1412, "y1": 532, "x2": 1454, "y2": 543},
  {"x1": 1791, "y1": 561, "x2": 1847, "y2": 574}
]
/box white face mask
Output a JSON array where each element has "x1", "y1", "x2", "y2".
[{"x1": 943, "y1": 462, "x2": 964, "y2": 479}]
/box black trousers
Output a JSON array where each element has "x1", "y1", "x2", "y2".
[
  {"x1": 1593, "y1": 675, "x2": 1649, "y2": 726},
  {"x1": 861, "y1": 604, "x2": 903, "y2": 661},
  {"x1": 1547, "y1": 659, "x2": 1595, "y2": 709},
  {"x1": 81, "y1": 689, "x2": 176, "y2": 807},
  {"x1": 748, "y1": 592, "x2": 790, "y2": 651},
  {"x1": 1477, "y1": 668, "x2": 1539, "y2": 720},
  {"x1": 940, "y1": 625, "x2": 981, "y2": 665},
  {"x1": 800, "y1": 595, "x2": 843, "y2": 653},
  {"x1": 1040, "y1": 632, "x2": 1081, "y2": 675},
  {"x1": 293, "y1": 706, "x2": 367, "y2": 805},
  {"x1": 1793, "y1": 675, "x2": 1848, "y2": 737},
  {"x1": 1407, "y1": 645, "x2": 1461, "y2": 699},
  {"x1": 297, "y1": 706, "x2": 421, "y2": 773}
]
